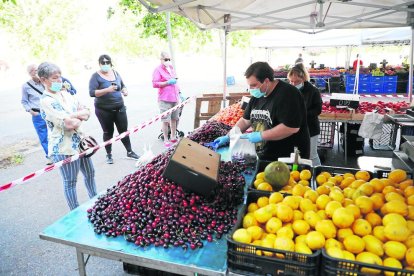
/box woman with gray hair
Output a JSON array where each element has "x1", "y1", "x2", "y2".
[
  {"x1": 38, "y1": 62, "x2": 97, "y2": 210},
  {"x1": 152, "y1": 51, "x2": 180, "y2": 147}
]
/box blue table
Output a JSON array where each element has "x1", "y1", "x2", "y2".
[{"x1": 39, "y1": 147, "x2": 253, "y2": 276}]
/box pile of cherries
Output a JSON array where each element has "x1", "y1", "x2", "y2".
[
  {"x1": 188, "y1": 121, "x2": 231, "y2": 144},
  {"x1": 87, "y1": 149, "x2": 246, "y2": 250}
]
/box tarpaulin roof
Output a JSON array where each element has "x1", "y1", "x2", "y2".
[
  {"x1": 251, "y1": 27, "x2": 411, "y2": 48},
  {"x1": 138, "y1": 0, "x2": 414, "y2": 31}
]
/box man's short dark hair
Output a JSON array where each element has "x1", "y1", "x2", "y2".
[{"x1": 244, "y1": 62, "x2": 275, "y2": 83}]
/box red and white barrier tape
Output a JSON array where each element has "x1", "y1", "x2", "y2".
[
  {"x1": 322, "y1": 94, "x2": 408, "y2": 99},
  {"x1": 0, "y1": 96, "x2": 194, "y2": 192}
]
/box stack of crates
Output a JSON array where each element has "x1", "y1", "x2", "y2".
[
  {"x1": 383, "y1": 75, "x2": 397, "y2": 93},
  {"x1": 370, "y1": 76, "x2": 384, "y2": 93},
  {"x1": 345, "y1": 74, "x2": 371, "y2": 93}
]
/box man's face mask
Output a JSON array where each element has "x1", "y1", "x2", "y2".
[{"x1": 249, "y1": 82, "x2": 266, "y2": 98}]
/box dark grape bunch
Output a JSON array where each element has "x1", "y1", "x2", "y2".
[
  {"x1": 87, "y1": 149, "x2": 245, "y2": 250},
  {"x1": 188, "y1": 121, "x2": 232, "y2": 144}
]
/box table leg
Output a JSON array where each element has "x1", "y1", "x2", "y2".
[
  {"x1": 76, "y1": 248, "x2": 87, "y2": 276},
  {"x1": 344, "y1": 123, "x2": 348, "y2": 164}
]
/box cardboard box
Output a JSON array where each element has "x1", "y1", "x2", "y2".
[{"x1": 163, "y1": 138, "x2": 220, "y2": 197}]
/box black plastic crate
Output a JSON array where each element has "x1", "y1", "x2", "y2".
[
  {"x1": 227, "y1": 191, "x2": 321, "y2": 276},
  {"x1": 369, "y1": 122, "x2": 398, "y2": 151},
  {"x1": 249, "y1": 160, "x2": 313, "y2": 191},
  {"x1": 322, "y1": 249, "x2": 414, "y2": 276},
  {"x1": 318, "y1": 122, "x2": 336, "y2": 149}
]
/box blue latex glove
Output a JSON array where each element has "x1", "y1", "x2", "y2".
[
  {"x1": 214, "y1": 135, "x2": 229, "y2": 147},
  {"x1": 240, "y1": 132, "x2": 263, "y2": 143},
  {"x1": 167, "y1": 78, "x2": 177, "y2": 85}
]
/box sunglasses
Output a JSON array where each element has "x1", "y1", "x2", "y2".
[
  {"x1": 163, "y1": 58, "x2": 171, "y2": 62},
  {"x1": 101, "y1": 61, "x2": 111, "y2": 65}
]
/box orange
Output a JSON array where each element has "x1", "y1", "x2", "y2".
[
  {"x1": 337, "y1": 228, "x2": 353, "y2": 242},
  {"x1": 295, "y1": 234, "x2": 307, "y2": 244},
  {"x1": 345, "y1": 204, "x2": 361, "y2": 220},
  {"x1": 306, "y1": 231, "x2": 326, "y2": 250},
  {"x1": 290, "y1": 170, "x2": 300, "y2": 182},
  {"x1": 324, "y1": 181, "x2": 336, "y2": 188},
  {"x1": 260, "y1": 238, "x2": 274, "y2": 257},
  {"x1": 383, "y1": 213, "x2": 407, "y2": 226},
  {"x1": 292, "y1": 220, "x2": 310, "y2": 235},
  {"x1": 316, "y1": 194, "x2": 331, "y2": 210},
  {"x1": 325, "y1": 201, "x2": 342, "y2": 218},
  {"x1": 370, "y1": 178, "x2": 385, "y2": 193},
  {"x1": 332, "y1": 207, "x2": 354, "y2": 229},
  {"x1": 350, "y1": 179, "x2": 366, "y2": 189},
  {"x1": 355, "y1": 170, "x2": 371, "y2": 182},
  {"x1": 243, "y1": 213, "x2": 258, "y2": 228},
  {"x1": 342, "y1": 250, "x2": 355, "y2": 261},
  {"x1": 329, "y1": 190, "x2": 344, "y2": 203},
  {"x1": 292, "y1": 184, "x2": 306, "y2": 197},
  {"x1": 257, "y1": 196, "x2": 269, "y2": 208},
  {"x1": 343, "y1": 198, "x2": 354, "y2": 207},
  {"x1": 365, "y1": 212, "x2": 382, "y2": 227},
  {"x1": 320, "y1": 171, "x2": 332, "y2": 180},
  {"x1": 383, "y1": 257, "x2": 403, "y2": 276},
  {"x1": 358, "y1": 183, "x2": 374, "y2": 196},
  {"x1": 304, "y1": 189, "x2": 319, "y2": 203},
  {"x1": 317, "y1": 210, "x2": 327, "y2": 219},
  {"x1": 405, "y1": 186, "x2": 414, "y2": 198},
  {"x1": 343, "y1": 187, "x2": 355, "y2": 199},
  {"x1": 257, "y1": 182, "x2": 273, "y2": 191},
  {"x1": 325, "y1": 238, "x2": 343, "y2": 250},
  {"x1": 384, "y1": 223, "x2": 410, "y2": 242},
  {"x1": 406, "y1": 247, "x2": 414, "y2": 266},
  {"x1": 295, "y1": 242, "x2": 313, "y2": 255},
  {"x1": 232, "y1": 229, "x2": 252, "y2": 244},
  {"x1": 362, "y1": 235, "x2": 384, "y2": 257},
  {"x1": 300, "y1": 169, "x2": 312, "y2": 181},
  {"x1": 340, "y1": 177, "x2": 355, "y2": 189},
  {"x1": 288, "y1": 177, "x2": 297, "y2": 186},
  {"x1": 399, "y1": 179, "x2": 413, "y2": 190},
  {"x1": 315, "y1": 219, "x2": 337, "y2": 239},
  {"x1": 254, "y1": 207, "x2": 272, "y2": 223},
  {"x1": 316, "y1": 185, "x2": 330, "y2": 195},
  {"x1": 282, "y1": 196, "x2": 299, "y2": 210},
  {"x1": 383, "y1": 185, "x2": 397, "y2": 195},
  {"x1": 246, "y1": 226, "x2": 263, "y2": 241},
  {"x1": 388, "y1": 169, "x2": 407, "y2": 184},
  {"x1": 277, "y1": 226, "x2": 294, "y2": 240},
  {"x1": 385, "y1": 191, "x2": 405, "y2": 202},
  {"x1": 328, "y1": 177, "x2": 339, "y2": 185},
  {"x1": 247, "y1": 203, "x2": 259, "y2": 213},
  {"x1": 304, "y1": 210, "x2": 322, "y2": 228},
  {"x1": 343, "y1": 234, "x2": 365, "y2": 254},
  {"x1": 298, "y1": 179, "x2": 310, "y2": 187},
  {"x1": 299, "y1": 198, "x2": 316, "y2": 213},
  {"x1": 384, "y1": 241, "x2": 407, "y2": 260},
  {"x1": 354, "y1": 196, "x2": 374, "y2": 214},
  {"x1": 407, "y1": 235, "x2": 414, "y2": 249},
  {"x1": 408, "y1": 206, "x2": 414, "y2": 220},
  {"x1": 253, "y1": 178, "x2": 264, "y2": 188},
  {"x1": 316, "y1": 174, "x2": 327, "y2": 186},
  {"x1": 407, "y1": 220, "x2": 414, "y2": 233},
  {"x1": 334, "y1": 175, "x2": 344, "y2": 184},
  {"x1": 373, "y1": 226, "x2": 387, "y2": 242},
  {"x1": 408, "y1": 195, "x2": 414, "y2": 206},
  {"x1": 265, "y1": 217, "x2": 282, "y2": 234},
  {"x1": 269, "y1": 192, "x2": 284, "y2": 204},
  {"x1": 293, "y1": 210, "x2": 304, "y2": 220},
  {"x1": 356, "y1": 252, "x2": 383, "y2": 274},
  {"x1": 273, "y1": 236, "x2": 295, "y2": 252},
  {"x1": 343, "y1": 172, "x2": 355, "y2": 180},
  {"x1": 276, "y1": 204, "x2": 294, "y2": 223},
  {"x1": 326, "y1": 247, "x2": 344, "y2": 259},
  {"x1": 380, "y1": 178, "x2": 395, "y2": 187},
  {"x1": 265, "y1": 203, "x2": 278, "y2": 216},
  {"x1": 370, "y1": 193, "x2": 385, "y2": 211},
  {"x1": 352, "y1": 219, "x2": 372, "y2": 237},
  {"x1": 381, "y1": 200, "x2": 408, "y2": 216}
]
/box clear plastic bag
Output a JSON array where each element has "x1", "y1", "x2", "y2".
[
  {"x1": 135, "y1": 144, "x2": 155, "y2": 168},
  {"x1": 229, "y1": 127, "x2": 257, "y2": 165},
  {"x1": 358, "y1": 112, "x2": 384, "y2": 140}
]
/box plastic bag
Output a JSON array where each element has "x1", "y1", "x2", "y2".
[
  {"x1": 229, "y1": 127, "x2": 257, "y2": 164},
  {"x1": 358, "y1": 112, "x2": 384, "y2": 140},
  {"x1": 135, "y1": 144, "x2": 155, "y2": 168}
]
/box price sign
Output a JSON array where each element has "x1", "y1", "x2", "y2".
[{"x1": 330, "y1": 93, "x2": 360, "y2": 109}]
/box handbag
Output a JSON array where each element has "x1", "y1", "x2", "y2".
[{"x1": 78, "y1": 134, "x2": 98, "y2": 158}]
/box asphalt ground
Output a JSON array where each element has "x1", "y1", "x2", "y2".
[{"x1": 0, "y1": 65, "x2": 407, "y2": 275}]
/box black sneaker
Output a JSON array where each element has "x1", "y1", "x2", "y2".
[
  {"x1": 126, "y1": 151, "x2": 139, "y2": 160},
  {"x1": 106, "y1": 154, "x2": 114, "y2": 164}
]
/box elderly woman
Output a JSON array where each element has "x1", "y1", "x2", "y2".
[
  {"x1": 288, "y1": 63, "x2": 323, "y2": 166},
  {"x1": 152, "y1": 51, "x2": 180, "y2": 148},
  {"x1": 38, "y1": 62, "x2": 97, "y2": 210}
]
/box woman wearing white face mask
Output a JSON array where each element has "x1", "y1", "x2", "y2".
[{"x1": 288, "y1": 63, "x2": 323, "y2": 166}]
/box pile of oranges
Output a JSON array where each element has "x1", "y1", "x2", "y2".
[
  {"x1": 253, "y1": 168, "x2": 312, "y2": 192},
  {"x1": 233, "y1": 168, "x2": 414, "y2": 273}
]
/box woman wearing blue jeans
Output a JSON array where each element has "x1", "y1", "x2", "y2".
[{"x1": 38, "y1": 62, "x2": 97, "y2": 210}]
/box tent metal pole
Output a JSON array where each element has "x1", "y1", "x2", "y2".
[
  {"x1": 166, "y1": 12, "x2": 177, "y2": 74},
  {"x1": 223, "y1": 29, "x2": 228, "y2": 108},
  {"x1": 409, "y1": 27, "x2": 413, "y2": 103}
]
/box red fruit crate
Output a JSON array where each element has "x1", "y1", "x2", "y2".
[
  {"x1": 249, "y1": 160, "x2": 313, "y2": 190},
  {"x1": 322, "y1": 249, "x2": 414, "y2": 276},
  {"x1": 227, "y1": 191, "x2": 321, "y2": 276}
]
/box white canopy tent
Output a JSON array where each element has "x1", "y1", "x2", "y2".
[{"x1": 137, "y1": 0, "x2": 414, "y2": 101}]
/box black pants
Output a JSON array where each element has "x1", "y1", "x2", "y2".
[{"x1": 95, "y1": 105, "x2": 132, "y2": 154}]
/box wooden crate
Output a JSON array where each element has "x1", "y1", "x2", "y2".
[{"x1": 193, "y1": 92, "x2": 249, "y2": 128}]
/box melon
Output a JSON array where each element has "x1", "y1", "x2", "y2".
[{"x1": 264, "y1": 161, "x2": 290, "y2": 190}]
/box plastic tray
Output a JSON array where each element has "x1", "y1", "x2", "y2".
[
  {"x1": 227, "y1": 191, "x2": 321, "y2": 276},
  {"x1": 322, "y1": 249, "x2": 414, "y2": 276},
  {"x1": 249, "y1": 160, "x2": 313, "y2": 191}
]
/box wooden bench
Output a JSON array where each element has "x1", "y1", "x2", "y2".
[{"x1": 193, "y1": 92, "x2": 249, "y2": 128}]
